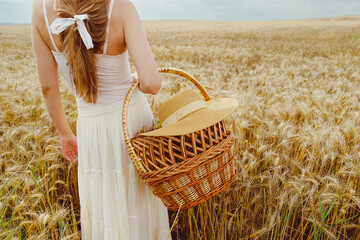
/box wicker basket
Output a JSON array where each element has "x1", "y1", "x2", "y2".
[{"x1": 122, "y1": 67, "x2": 237, "y2": 211}]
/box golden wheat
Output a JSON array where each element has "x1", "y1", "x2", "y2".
[{"x1": 1, "y1": 17, "x2": 360, "y2": 239}]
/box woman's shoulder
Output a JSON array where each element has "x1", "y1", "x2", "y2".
[
  {"x1": 114, "y1": 0, "x2": 136, "y2": 9},
  {"x1": 112, "y1": 0, "x2": 140, "y2": 21},
  {"x1": 31, "y1": 0, "x2": 43, "y2": 21},
  {"x1": 32, "y1": 0, "x2": 55, "y2": 26},
  {"x1": 32, "y1": 0, "x2": 49, "y2": 32}
]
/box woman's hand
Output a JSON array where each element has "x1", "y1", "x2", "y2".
[
  {"x1": 60, "y1": 135, "x2": 78, "y2": 162},
  {"x1": 131, "y1": 72, "x2": 138, "y2": 83}
]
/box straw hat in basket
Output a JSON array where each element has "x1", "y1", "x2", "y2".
[
  {"x1": 139, "y1": 89, "x2": 238, "y2": 136},
  {"x1": 122, "y1": 67, "x2": 239, "y2": 211}
]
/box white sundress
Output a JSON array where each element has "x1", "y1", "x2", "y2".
[{"x1": 42, "y1": 0, "x2": 172, "y2": 239}]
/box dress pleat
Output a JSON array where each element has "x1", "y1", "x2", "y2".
[{"x1": 76, "y1": 88, "x2": 172, "y2": 240}]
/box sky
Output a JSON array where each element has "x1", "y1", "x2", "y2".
[{"x1": 0, "y1": 0, "x2": 359, "y2": 24}]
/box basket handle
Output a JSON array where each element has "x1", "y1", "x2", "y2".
[{"x1": 121, "y1": 67, "x2": 210, "y2": 174}]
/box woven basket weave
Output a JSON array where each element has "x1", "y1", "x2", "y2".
[{"x1": 122, "y1": 67, "x2": 237, "y2": 211}]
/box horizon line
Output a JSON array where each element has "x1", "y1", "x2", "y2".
[{"x1": 1, "y1": 14, "x2": 359, "y2": 25}]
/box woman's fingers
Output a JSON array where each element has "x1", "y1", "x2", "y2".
[
  {"x1": 60, "y1": 135, "x2": 78, "y2": 162},
  {"x1": 70, "y1": 151, "x2": 78, "y2": 161},
  {"x1": 63, "y1": 152, "x2": 71, "y2": 161},
  {"x1": 64, "y1": 150, "x2": 78, "y2": 162}
]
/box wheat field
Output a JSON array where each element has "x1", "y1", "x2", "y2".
[{"x1": 1, "y1": 17, "x2": 360, "y2": 239}]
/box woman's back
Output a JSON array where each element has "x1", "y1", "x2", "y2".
[
  {"x1": 42, "y1": 0, "x2": 140, "y2": 108},
  {"x1": 41, "y1": 0, "x2": 127, "y2": 56},
  {"x1": 35, "y1": 0, "x2": 161, "y2": 105}
]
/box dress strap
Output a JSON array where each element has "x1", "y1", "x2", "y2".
[
  {"x1": 43, "y1": 0, "x2": 59, "y2": 52},
  {"x1": 103, "y1": 0, "x2": 115, "y2": 55}
]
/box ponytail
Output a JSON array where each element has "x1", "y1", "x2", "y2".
[{"x1": 55, "y1": 0, "x2": 108, "y2": 103}]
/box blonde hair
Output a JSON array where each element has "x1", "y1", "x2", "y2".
[{"x1": 55, "y1": 0, "x2": 109, "y2": 103}]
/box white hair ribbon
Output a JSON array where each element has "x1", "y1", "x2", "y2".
[{"x1": 50, "y1": 14, "x2": 94, "y2": 50}]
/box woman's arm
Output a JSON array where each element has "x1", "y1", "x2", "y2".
[
  {"x1": 120, "y1": 1, "x2": 162, "y2": 95},
  {"x1": 31, "y1": 0, "x2": 78, "y2": 162}
]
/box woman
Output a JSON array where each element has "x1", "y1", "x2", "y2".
[{"x1": 31, "y1": 0, "x2": 172, "y2": 239}]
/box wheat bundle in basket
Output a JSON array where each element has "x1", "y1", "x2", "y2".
[{"x1": 122, "y1": 67, "x2": 238, "y2": 211}]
